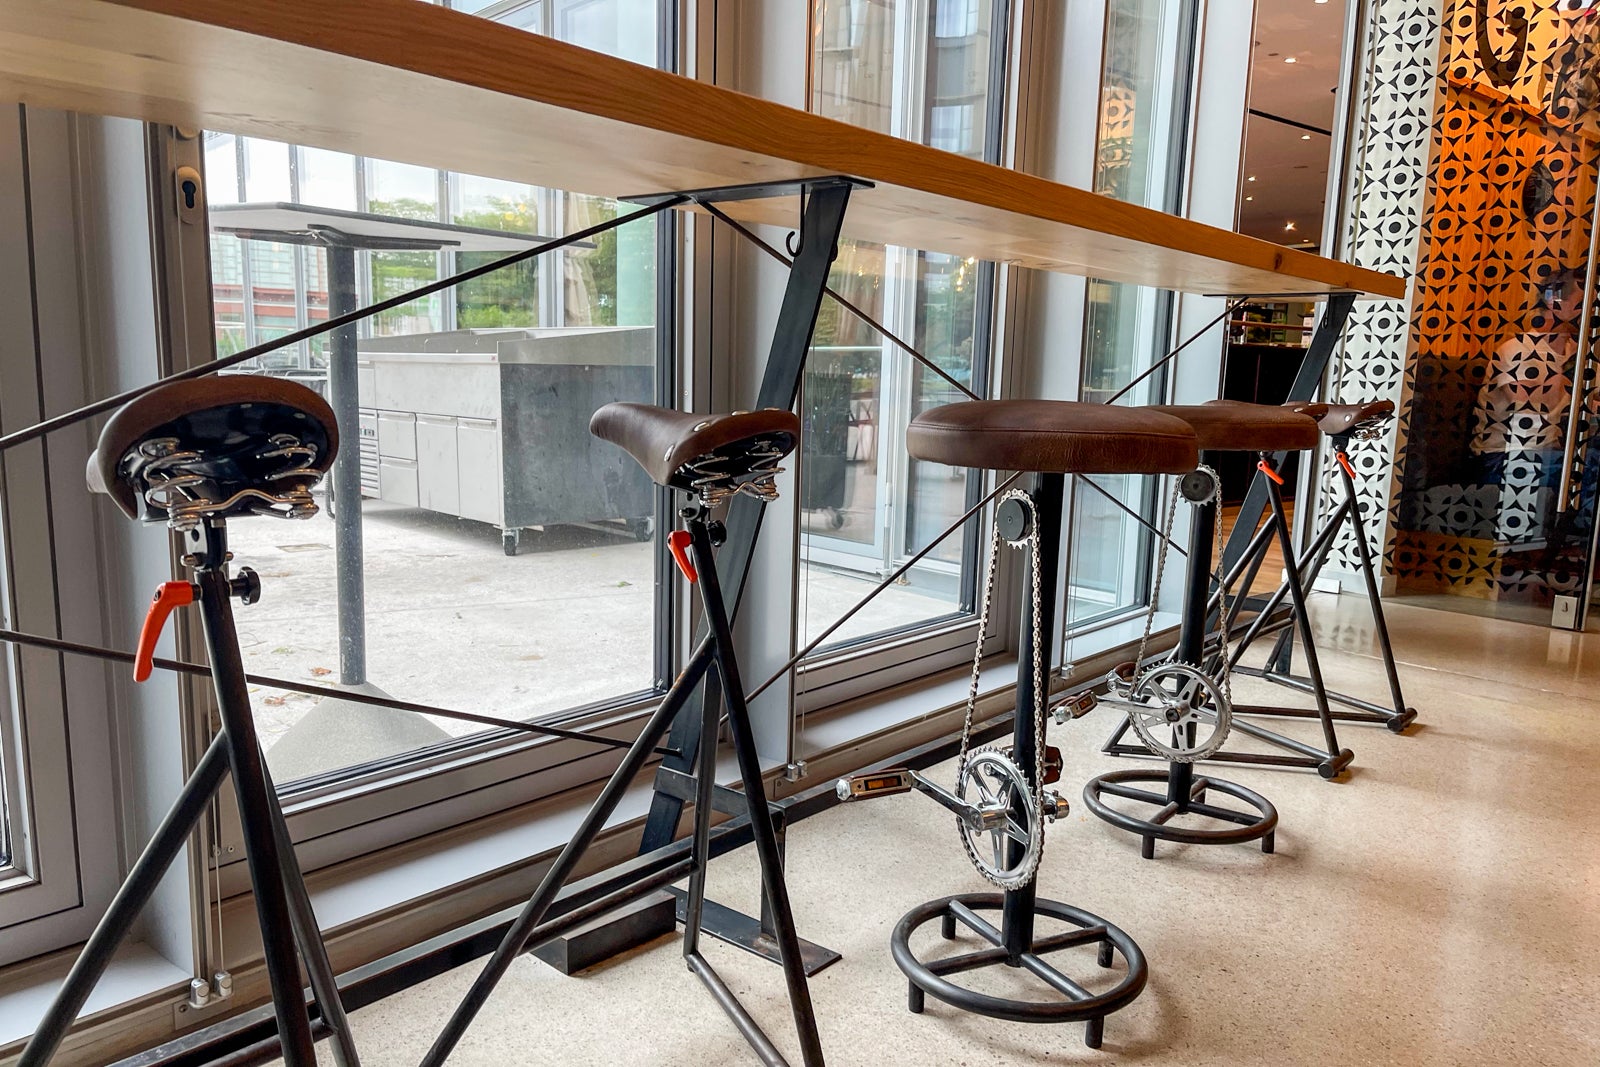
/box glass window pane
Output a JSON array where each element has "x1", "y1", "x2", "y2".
[
  {"x1": 197, "y1": 0, "x2": 668, "y2": 789},
  {"x1": 801, "y1": 0, "x2": 996, "y2": 651},
  {"x1": 242, "y1": 137, "x2": 291, "y2": 202},
  {"x1": 1067, "y1": 0, "x2": 1191, "y2": 628},
  {"x1": 298, "y1": 146, "x2": 358, "y2": 210},
  {"x1": 204, "y1": 133, "x2": 240, "y2": 203}
]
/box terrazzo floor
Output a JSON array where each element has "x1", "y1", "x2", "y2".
[{"x1": 270, "y1": 594, "x2": 1600, "y2": 1066}]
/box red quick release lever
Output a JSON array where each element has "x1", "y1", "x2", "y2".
[
  {"x1": 667, "y1": 530, "x2": 698, "y2": 585},
  {"x1": 1256, "y1": 459, "x2": 1285, "y2": 485},
  {"x1": 134, "y1": 582, "x2": 196, "y2": 683},
  {"x1": 1335, "y1": 451, "x2": 1356, "y2": 479}
]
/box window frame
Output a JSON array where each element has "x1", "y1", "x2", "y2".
[
  {"x1": 0, "y1": 106, "x2": 123, "y2": 966},
  {"x1": 793, "y1": 0, "x2": 1018, "y2": 716},
  {"x1": 164, "y1": 0, "x2": 685, "y2": 883}
]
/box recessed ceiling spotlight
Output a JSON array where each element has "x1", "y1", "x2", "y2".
[
  {"x1": 1301, "y1": 133, "x2": 1312, "y2": 140},
  {"x1": 1245, "y1": 195, "x2": 1254, "y2": 201},
  {"x1": 1248, "y1": 175, "x2": 1257, "y2": 182},
  {"x1": 1315, "y1": 0, "x2": 1328, "y2": 5},
  {"x1": 1285, "y1": 221, "x2": 1297, "y2": 231},
  {"x1": 1285, "y1": 56, "x2": 1298, "y2": 63}
]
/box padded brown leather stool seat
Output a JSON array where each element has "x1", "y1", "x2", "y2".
[
  {"x1": 1146, "y1": 399, "x2": 1319, "y2": 453},
  {"x1": 590, "y1": 402, "x2": 799, "y2": 489},
  {"x1": 906, "y1": 399, "x2": 1198, "y2": 474}
]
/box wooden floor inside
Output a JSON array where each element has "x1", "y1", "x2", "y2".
[{"x1": 1221, "y1": 498, "x2": 1294, "y2": 597}]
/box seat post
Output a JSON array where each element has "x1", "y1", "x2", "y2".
[{"x1": 186, "y1": 520, "x2": 320, "y2": 1067}]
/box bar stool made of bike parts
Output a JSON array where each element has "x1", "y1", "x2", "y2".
[
  {"x1": 1218, "y1": 400, "x2": 1416, "y2": 732},
  {"x1": 837, "y1": 400, "x2": 1199, "y2": 1048},
  {"x1": 1083, "y1": 401, "x2": 1323, "y2": 860},
  {"x1": 418, "y1": 404, "x2": 825, "y2": 1067},
  {"x1": 20, "y1": 376, "x2": 359, "y2": 1067}
]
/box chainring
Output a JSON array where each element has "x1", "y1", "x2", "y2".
[
  {"x1": 1119, "y1": 661, "x2": 1232, "y2": 762},
  {"x1": 955, "y1": 747, "x2": 1043, "y2": 890}
]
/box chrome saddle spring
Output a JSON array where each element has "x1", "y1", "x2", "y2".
[
  {"x1": 684, "y1": 438, "x2": 787, "y2": 508},
  {"x1": 136, "y1": 434, "x2": 322, "y2": 529}
]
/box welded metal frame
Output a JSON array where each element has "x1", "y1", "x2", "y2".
[{"x1": 1082, "y1": 461, "x2": 1279, "y2": 860}]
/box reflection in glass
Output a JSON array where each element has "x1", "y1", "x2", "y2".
[
  {"x1": 1067, "y1": 0, "x2": 1190, "y2": 628},
  {"x1": 200, "y1": 5, "x2": 666, "y2": 786},
  {"x1": 800, "y1": 0, "x2": 995, "y2": 650}
]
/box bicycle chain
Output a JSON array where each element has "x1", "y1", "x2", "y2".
[
  {"x1": 956, "y1": 487, "x2": 1047, "y2": 891},
  {"x1": 1125, "y1": 464, "x2": 1233, "y2": 754}
]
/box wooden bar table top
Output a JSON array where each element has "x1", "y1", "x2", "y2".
[{"x1": 0, "y1": 0, "x2": 1404, "y2": 300}]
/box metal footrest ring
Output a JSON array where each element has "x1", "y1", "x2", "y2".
[
  {"x1": 1081, "y1": 768, "x2": 1277, "y2": 859},
  {"x1": 889, "y1": 893, "x2": 1147, "y2": 1050}
]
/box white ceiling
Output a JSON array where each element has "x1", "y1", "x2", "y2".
[{"x1": 1236, "y1": 0, "x2": 1348, "y2": 249}]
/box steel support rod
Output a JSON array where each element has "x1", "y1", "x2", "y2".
[
  {"x1": 325, "y1": 246, "x2": 366, "y2": 686},
  {"x1": 420, "y1": 635, "x2": 718, "y2": 1066},
  {"x1": 17, "y1": 736, "x2": 231, "y2": 1067}
]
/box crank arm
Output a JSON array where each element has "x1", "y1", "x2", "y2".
[
  {"x1": 910, "y1": 771, "x2": 1007, "y2": 832},
  {"x1": 834, "y1": 768, "x2": 1002, "y2": 831}
]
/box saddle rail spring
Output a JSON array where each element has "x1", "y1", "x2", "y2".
[
  {"x1": 683, "y1": 437, "x2": 787, "y2": 509},
  {"x1": 136, "y1": 434, "x2": 323, "y2": 530}
]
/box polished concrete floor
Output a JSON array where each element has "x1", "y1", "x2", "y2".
[{"x1": 276, "y1": 594, "x2": 1600, "y2": 1065}]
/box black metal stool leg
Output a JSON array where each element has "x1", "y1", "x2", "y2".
[
  {"x1": 1261, "y1": 461, "x2": 1352, "y2": 778},
  {"x1": 421, "y1": 635, "x2": 718, "y2": 1067},
  {"x1": 889, "y1": 474, "x2": 1148, "y2": 1046},
  {"x1": 194, "y1": 556, "x2": 319, "y2": 1066},
  {"x1": 17, "y1": 737, "x2": 231, "y2": 1067},
  {"x1": 265, "y1": 780, "x2": 362, "y2": 1067},
  {"x1": 689, "y1": 519, "x2": 825, "y2": 1067},
  {"x1": 1337, "y1": 452, "x2": 1416, "y2": 730}
]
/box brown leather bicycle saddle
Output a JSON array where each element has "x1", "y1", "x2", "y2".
[
  {"x1": 88, "y1": 375, "x2": 337, "y2": 524},
  {"x1": 1147, "y1": 400, "x2": 1320, "y2": 453},
  {"x1": 1313, "y1": 400, "x2": 1394, "y2": 437},
  {"x1": 589, "y1": 403, "x2": 799, "y2": 491}
]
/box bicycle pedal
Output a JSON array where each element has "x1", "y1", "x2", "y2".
[
  {"x1": 1042, "y1": 789, "x2": 1067, "y2": 822},
  {"x1": 1051, "y1": 689, "x2": 1098, "y2": 724},
  {"x1": 995, "y1": 744, "x2": 1063, "y2": 785},
  {"x1": 835, "y1": 768, "x2": 914, "y2": 802}
]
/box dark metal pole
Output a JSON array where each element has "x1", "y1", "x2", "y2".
[
  {"x1": 421, "y1": 637, "x2": 719, "y2": 1067},
  {"x1": 1262, "y1": 461, "x2": 1342, "y2": 757},
  {"x1": 1169, "y1": 459, "x2": 1219, "y2": 805},
  {"x1": 16, "y1": 736, "x2": 231, "y2": 1067},
  {"x1": 1221, "y1": 292, "x2": 1356, "y2": 574},
  {"x1": 265, "y1": 783, "x2": 362, "y2": 1067},
  {"x1": 1338, "y1": 449, "x2": 1409, "y2": 715},
  {"x1": 193, "y1": 532, "x2": 318, "y2": 1066},
  {"x1": 1002, "y1": 473, "x2": 1063, "y2": 963},
  {"x1": 639, "y1": 181, "x2": 853, "y2": 855},
  {"x1": 325, "y1": 246, "x2": 366, "y2": 686},
  {"x1": 687, "y1": 519, "x2": 825, "y2": 1067}
]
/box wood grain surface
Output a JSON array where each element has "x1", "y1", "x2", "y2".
[{"x1": 0, "y1": 0, "x2": 1405, "y2": 299}]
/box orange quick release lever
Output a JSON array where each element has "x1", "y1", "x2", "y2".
[
  {"x1": 134, "y1": 582, "x2": 196, "y2": 683},
  {"x1": 1256, "y1": 459, "x2": 1285, "y2": 486},
  {"x1": 1335, "y1": 451, "x2": 1356, "y2": 479},
  {"x1": 668, "y1": 530, "x2": 698, "y2": 585}
]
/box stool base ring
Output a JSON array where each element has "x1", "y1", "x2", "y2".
[
  {"x1": 1082, "y1": 768, "x2": 1277, "y2": 859},
  {"x1": 890, "y1": 893, "x2": 1147, "y2": 1049}
]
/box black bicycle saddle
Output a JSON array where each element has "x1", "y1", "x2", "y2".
[{"x1": 87, "y1": 375, "x2": 338, "y2": 526}]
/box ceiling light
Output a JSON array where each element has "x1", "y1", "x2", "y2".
[
  {"x1": 1285, "y1": 221, "x2": 1297, "y2": 231},
  {"x1": 1245, "y1": 195, "x2": 1254, "y2": 201},
  {"x1": 1248, "y1": 175, "x2": 1257, "y2": 182},
  {"x1": 1301, "y1": 133, "x2": 1312, "y2": 140},
  {"x1": 1284, "y1": 56, "x2": 1298, "y2": 63}
]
